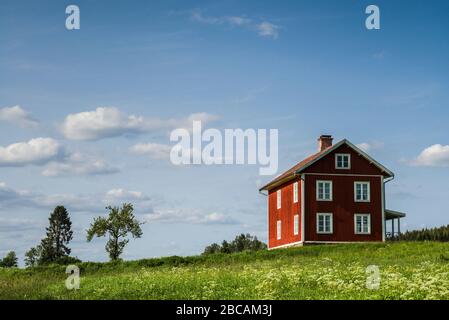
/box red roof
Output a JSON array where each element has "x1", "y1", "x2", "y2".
[
  {"x1": 259, "y1": 139, "x2": 394, "y2": 191},
  {"x1": 259, "y1": 144, "x2": 333, "y2": 191}
]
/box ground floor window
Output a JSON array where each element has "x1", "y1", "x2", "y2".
[
  {"x1": 277, "y1": 220, "x2": 282, "y2": 240},
  {"x1": 316, "y1": 213, "x2": 333, "y2": 234},
  {"x1": 294, "y1": 214, "x2": 299, "y2": 235},
  {"x1": 355, "y1": 214, "x2": 371, "y2": 234}
]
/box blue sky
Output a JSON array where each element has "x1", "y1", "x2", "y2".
[{"x1": 0, "y1": 0, "x2": 448, "y2": 264}]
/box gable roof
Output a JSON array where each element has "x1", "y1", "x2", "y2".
[{"x1": 259, "y1": 139, "x2": 394, "y2": 191}]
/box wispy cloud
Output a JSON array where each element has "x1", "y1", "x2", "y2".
[
  {"x1": 129, "y1": 142, "x2": 172, "y2": 159},
  {"x1": 190, "y1": 9, "x2": 280, "y2": 39},
  {"x1": 356, "y1": 141, "x2": 384, "y2": 153},
  {"x1": 0, "y1": 105, "x2": 39, "y2": 128},
  {"x1": 60, "y1": 107, "x2": 219, "y2": 141},
  {"x1": 42, "y1": 152, "x2": 120, "y2": 177}
]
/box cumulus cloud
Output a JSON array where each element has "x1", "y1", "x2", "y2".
[
  {"x1": 356, "y1": 141, "x2": 384, "y2": 153},
  {"x1": 60, "y1": 107, "x2": 218, "y2": 140},
  {"x1": 0, "y1": 105, "x2": 39, "y2": 128},
  {"x1": 190, "y1": 9, "x2": 280, "y2": 39},
  {"x1": 0, "y1": 138, "x2": 62, "y2": 167},
  {"x1": 407, "y1": 144, "x2": 449, "y2": 167},
  {"x1": 42, "y1": 152, "x2": 119, "y2": 177},
  {"x1": 129, "y1": 143, "x2": 172, "y2": 159}
]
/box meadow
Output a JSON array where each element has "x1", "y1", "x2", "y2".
[{"x1": 1, "y1": 241, "x2": 449, "y2": 300}]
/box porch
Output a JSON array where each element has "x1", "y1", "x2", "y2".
[{"x1": 385, "y1": 209, "x2": 406, "y2": 240}]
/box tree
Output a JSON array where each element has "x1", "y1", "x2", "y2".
[
  {"x1": 202, "y1": 233, "x2": 267, "y2": 255},
  {"x1": 87, "y1": 203, "x2": 143, "y2": 261},
  {"x1": 24, "y1": 246, "x2": 42, "y2": 268},
  {"x1": 0, "y1": 251, "x2": 18, "y2": 268},
  {"x1": 39, "y1": 206, "x2": 73, "y2": 264}
]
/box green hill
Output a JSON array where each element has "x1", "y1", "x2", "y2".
[{"x1": 1, "y1": 241, "x2": 449, "y2": 300}]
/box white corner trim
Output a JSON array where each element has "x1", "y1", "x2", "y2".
[{"x1": 301, "y1": 174, "x2": 305, "y2": 242}]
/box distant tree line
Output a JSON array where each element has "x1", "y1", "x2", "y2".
[
  {"x1": 396, "y1": 224, "x2": 449, "y2": 242},
  {"x1": 0, "y1": 203, "x2": 143, "y2": 268},
  {"x1": 203, "y1": 233, "x2": 267, "y2": 255}
]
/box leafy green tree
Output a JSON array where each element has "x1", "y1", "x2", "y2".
[
  {"x1": 24, "y1": 246, "x2": 42, "y2": 268},
  {"x1": 202, "y1": 234, "x2": 267, "y2": 255},
  {"x1": 86, "y1": 203, "x2": 143, "y2": 261},
  {"x1": 0, "y1": 251, "x2": 18, "y2": 268},
  {"x1": 39, "y1": 206, "x2": 73, "y2": 263}
]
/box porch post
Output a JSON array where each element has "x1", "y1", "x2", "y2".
[
  {"x1": 392, "y1": 219, "x2": 395, "y2": 236},
  {"x1": 398, "y1": 218, "x2": 401, "y2": 235}
]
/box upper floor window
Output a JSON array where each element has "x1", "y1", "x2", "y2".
[
  {"x1": 354, "y1": 182, "x2": 370, "y2": 202},
  {"x1": 316, "y1": 180, "x2": 332, "y2": 201},
  {"x1": 335, "y1": 153, "x2": 351, "y2": 169},
  {"x1": 277, "y1": 190, "x2": 281, "y2": 209},
  {"x1": 317, "y1": 213, "x2": 333, "y2": 234},
  {"x1": 354, "y1": 214, "x2": 371, "y2": 234},
  {"x1": 293, "y1": 182, "x2": 298, "y2": 203}
]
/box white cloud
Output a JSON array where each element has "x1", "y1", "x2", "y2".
[
  {"x1": 42, "y1": 152, "x2": 119, "y2": 177},
  {"x1": 255, "y1": 22, "x2": 280, "y2": 39},
  {"x1": 0, "y1": 105, "x2": 39, "y2": 128},
  {"x1": 191, "y1": 10, "x2": 279, "y2": 39},
  {"x1": 143, "y1": 208, "x2": 238, "y2": 225},
  {"x1": 356, "y1": 141, "x2": 384, "y2": 153},
  {"x1": 0, "y1": 138, "x2": 62, "y2": 166},
  {"x1": 60, "y1": 107, "x2": 218, "y2": 140},
  {"x1": 407, "y1": 144, "x2": 449, "y2": 167},
  {"x1": 129, "y1": 143, "x2": 172, "y2": 159},
  {"x1": 0, "y1": 182, "x2": 238, "y2": 225}
]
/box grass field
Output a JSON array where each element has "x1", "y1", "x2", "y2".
[{"x1": 1, "y1": 241, "x2": 449, "y2": 300}]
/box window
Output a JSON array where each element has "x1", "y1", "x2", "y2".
[
  {"x1": 293, "y1": 182, "x2": 298, "y2": 203},
  {"x1": 355, "y1": 214, "x2": 371, "y2": 234},
  {"x1": 294, "y1": 214, "x2": 299, "y2": 235},
  {"x1": 276, "y1": 190, "x2": 281, "y2": 209},
  {"x1": 335, "y1": 153, "x2": 351, "y2": 169},
  {"x1": 277, "y1": 220, "x2": 282, "y2": 240},
  {"x1": 354, "y1": 182, "x2": 370, "y2": 202},
  {"x1": 316, "y1": 213, "x2": 333, "y2": 234},
  {"x1": 316, "y1": 180, "x2": 332, "y2": 201}
]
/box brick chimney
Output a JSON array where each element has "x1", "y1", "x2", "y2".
[{"x1": 318, "y1": 135, "x2": 333, "y2": 152}]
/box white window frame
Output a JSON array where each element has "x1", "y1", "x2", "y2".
[
  {"x1": 354, "y1": 213, "x2": 371, "y2": 235},
  {"x1": 354, "y1": 181, "x2": 370, "y2": 202},
  {"x1": 276, "y1": 189, "x2": 281, "y2": 209},
  {"x1": 277, "y1": 220, "x2": 282, "y2": 240},
  {"x1": 294, "y1": 214, "x2": 299, "y2": 235},
  {"x1": 316, "y1": 213, "x2": 333, "y2": 234},
  {"x1": 293, "y1": 182, "x2": 298, "y2": 203},
  {"x1": 316, "y1": 180, "x2": 333, "y2": 201},
  {"x1": 335, "y1": 153, "x2": 351, "y2": 169}
]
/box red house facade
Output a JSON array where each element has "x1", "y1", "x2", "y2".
[{"x1": 259, "y1": 135, "x2": 405, "y2": 249}]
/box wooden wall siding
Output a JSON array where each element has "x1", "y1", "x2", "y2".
[
  {"x1": 303, "y1": 144, "x2": 388, "y2": 176},
  {"x1": 268, "y1": 178, "x2": 302, "y2": 248},
  {"x1": 304, "y1": 174, "x2": 383, "y2": 242}
]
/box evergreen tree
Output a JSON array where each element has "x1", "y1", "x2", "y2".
[{"x1": 39, "y1": 206, "x2": 73, "y2": 263}]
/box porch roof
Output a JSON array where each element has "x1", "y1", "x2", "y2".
[{"x1": 385, "y1": 209, "x2": 406, "y2": 220}]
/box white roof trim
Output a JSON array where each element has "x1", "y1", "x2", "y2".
[{"x1": 294, "y1": 139, "x2": 394, "y2": 177}]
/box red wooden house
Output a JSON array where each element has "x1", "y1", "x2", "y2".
[{"x1": 259, "y1": 135, "x2": 405, "y2": 249}]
